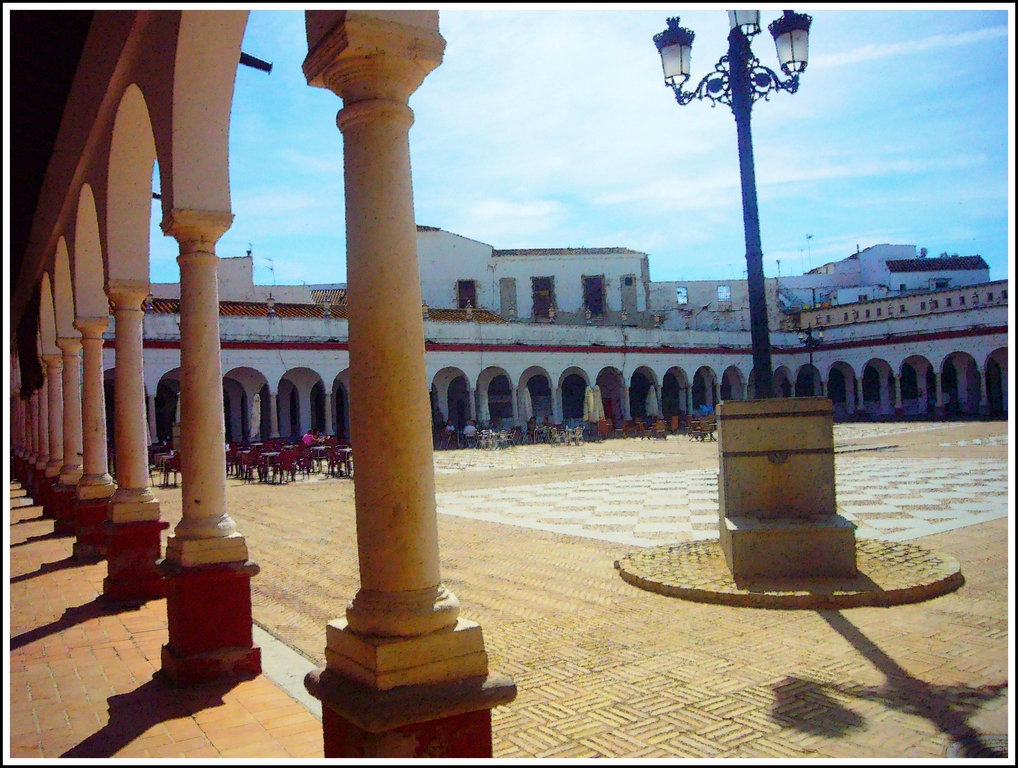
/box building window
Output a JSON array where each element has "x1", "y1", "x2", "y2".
[
  {"x1": 876, "y1": 308, "x2": 881, "y2": 316},
  {"x1": 844, "y1": 312, "x2": 849, "y2": 321},
  {"x1": 583, "y1": 275, "x2": 605, "y2": 316},
  {"x1": 932, "y1": 278, "x2": 950, "y2": 290},
  {"x1": 987, "y1": 292, "x2": 994, "y2": 302},
  {"x1": 899, "y1": 283, "x2": 907, "y2": 292},
  {"x1": 865, "y1": 309, "x2": 870, "y2": 318},
  {"x1": 921, "y1": 301, "x2": 926, "y2": 310},
  {"x1": 900, "y1": 304, "x2": 906, "y2": 313},
  {"x1": 1002, "y1": 290, "x2": 1007, "y2": 299},
  {"x1": 676, "y1": 286, "x2": 688, "y2": 305},
  {"x1": 456, "y1": 280, "x2": 477, "y2": 309},
  {"x1": 931, "y1": 300, "x2": 939, "y2": 309},
  {"x1": 858, "y1": 294, "x2": 868, "y2": 302},
  {"x1": 826, "y1": 314, "x2": 831, "y2": 323},
  {"x1": 946, "y1": 297, "x2": 952, "y2": 307},
  {"x1": 717, "y1": 285, "x2": 731, "y2": 302},
  {"x1": 959, "y1": 295, "x2": 965, "y2": 305},
  {"x1": 532, "y1": 276, "x2": 554, "y2": 320}
]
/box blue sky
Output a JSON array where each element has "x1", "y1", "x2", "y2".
[{"x1": 149, "y1": 6, "x2": 1013, "y2": 289}]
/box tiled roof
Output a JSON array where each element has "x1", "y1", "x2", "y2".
[
  {"x1": 886, "y1": 256, "x2": 989, "y2": 273},
  {"x1": 493, "y1": 247, "x2": 642, "y2": 257},
  {"x1": 137, "y1": 298, "x2": 505, "y2": 323}
]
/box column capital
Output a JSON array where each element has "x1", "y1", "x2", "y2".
[
  {"x1": 41, "y1": 352, "x2": 63, "y2": 369},
  {"x1": 160, "y1": 208, "x2": 234, "y2": 248},
  {"x1": 303, "y1": 11, "x2": 446, "y2": 104},
  {"x1": 74, "y1": 316, "x2": 109, "y2": 337},
  {"x1": 107, "y1": 279, "x2": 151, "y2": 309},
  {"x1": 57, "y1": 336, "x2": 83, "y2": 354}
]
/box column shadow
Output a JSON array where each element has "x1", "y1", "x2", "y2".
[
  {"x1": 63, "y1": 675, "x2": 239, "y2": 758},
  {"x1": 10, "y1": 596, "x2": 143, "y2": 651},
  {"x1": 10, "y1": 555, "x2": 81, "y2": 584},
  {"x1": 770, "y1": 609, "x2": 1008, "y2": 757}
]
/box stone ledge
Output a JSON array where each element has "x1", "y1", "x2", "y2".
[{"x1": 615, "y1": 538, "x2": 963, "y2": 609}]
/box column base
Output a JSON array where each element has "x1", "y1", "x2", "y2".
[
  {"x1": 158, "y1": 558, "x2": 261, "y2": 684},
  {"x1": 102, "y1": 519, "x2": 170, "y2": 603},
  {"x1": 306, "y1": 668, "x2": 516, "y2": 758},
  {"x1": 52, "y1": 485, "x2": 78, "y2": 534},
  {"x1": 73, "y1": 497, "x2": 110, "y2": 560},
  {"x1": 719, "y1": 514, "x2": 858, "y2": 581}
]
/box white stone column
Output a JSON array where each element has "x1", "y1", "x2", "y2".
[
  {"x1": 552, "y1": 386, "x2": 562, "y2": 424},
  {"x1": 977, "y1": 367, "x2": 990, "y2": 415},
  {"x1": 74, "y1": 317, "x2": 116, "y2": 499},
  {"x1": 622, "y1": 385, "x2": 631, "y2": 421},
  {"x1": 324, "y1": 390, "x2": 334, "y2": 435},
  {"x1": 511, "y1": 386, "x2": 519, "y2": 425},
  {"x1": 58, "y1": 337, "x2": 84, "y2": 485},
  {"x1": 855, "y1": 376, "x2": 865, "y2": 416},
  {"x1": 161, "y1": 209, "x2": 247, "y2": 566},
  {"x1": 305, "y1": 13, "x2": 465, "y2": 645},
  {"x1": 467, "y1": 387, "x2": 476, "y2": 420},
  {"x1": 250, "y1": 392, "x2": 262, "y2": 441},
  {"x1": 35, "y1": 377, "x2": 50, "y2": 471},
  {"x1": 934, "y1": 371, "x2": 944, "y2": 412},
  {"x1": 107, "y1": 281, "x2": 160, "y2": 523},
  {"x1": 43, "y1": 353, "x2": 64, "y2": 477},
  {"x1": 893, "y1": 374, "x2": 902, "y2": 414},
  {"x1": 269, "y1": 390, "x2": 280, "y2": 438}
]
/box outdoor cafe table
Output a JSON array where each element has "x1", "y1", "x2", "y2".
[
  {"x1": 260, "y1": 451, "x2": 281, "y2": 483},
  {"x1": 310, "y1": 444, "x2": 329, "y2": 473}
]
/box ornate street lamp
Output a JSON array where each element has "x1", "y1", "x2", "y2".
[
  {"x1": 797, "y1": 322, "x2": 823, "y2": 369},
  {"x1": 654, "y1": 9, "x2": 812, "y2": 398}
]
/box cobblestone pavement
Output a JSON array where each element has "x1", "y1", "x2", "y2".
[{"x1": 8, "y1": 420, "x2": 1011, "y2": 759}]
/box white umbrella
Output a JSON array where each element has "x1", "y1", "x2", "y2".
[
  {"x1": 250, "y1": 393, "x2": 261, "y2": 440},
  {"x1": 645, "y1": 387, "x2": 659, "y2": 418},
  {"x1": 479, "y1": 392, "x2": 490, "y2": 425},
  {"x1": 521, "y1": 386, "x2": 533, "y2": 421},
  {"x1": 583, "y1": 386, "x2": 593, "y2": 422},
  {"x1": 593, "y1": 385, "x2": 605, "y2": 422}
]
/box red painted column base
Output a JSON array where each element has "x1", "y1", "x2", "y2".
[
  {"x1": 323, "y1": 704, "x2": 493, "y2": 758},
  {"x1": 52, "y1": 486, "x2": 78, "y2": 535},
  {"x1": 73, "y1": 497, "x2": 110, "y2": 560},
  {"x1": 40, "y1": 476, "x2": 60, "y2": 518},
  {"x1": 159, "y1": 559, "x2": 261, "y2": 685},
  {"x1": 102, "y1": 520, "x2": 170, "y2": 603},
  {"x1": 305, "y1": 668, "x2": 517, "y2": 759}
]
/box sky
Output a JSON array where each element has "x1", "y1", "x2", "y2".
[{"x1": 148, "y1": 5, "x2": 1014, "y2": 289}]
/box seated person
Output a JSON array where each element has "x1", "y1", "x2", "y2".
[{"x1": 463, "y1": 420, "x2": 477, "y2": 438}]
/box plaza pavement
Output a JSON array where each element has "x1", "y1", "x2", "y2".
[{"x1": 7, "y1": 420, "x2": 1012, "y2": 759}]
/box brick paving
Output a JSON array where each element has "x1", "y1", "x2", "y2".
[{"x1": 6, "y1": 419, "x2": 1011, "y2": 759}]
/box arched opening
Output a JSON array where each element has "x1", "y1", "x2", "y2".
[
  {"x1": 487, "y1": 374, "x2": 513, "y2": 426},
  {"x1": 560, "y1": 373, "x2": 586, "y2": 422},
  {"x1": 447, "y1": 375, "x2": 469, "y2": 429}
]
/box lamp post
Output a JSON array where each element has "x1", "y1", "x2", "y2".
[
  {"x1": 654, "y1": 10, "x2": 812, "y2": 399},
  {"x1": 797, "y1": 322, "x2": 823, "y2": 389}
]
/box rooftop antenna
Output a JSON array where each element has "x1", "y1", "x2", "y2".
[{"x1": 806, "y1": 233, "x2": 813, "y2": 270}]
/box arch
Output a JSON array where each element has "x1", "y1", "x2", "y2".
[
  {"x1": 719, "y1": 365, "x2": 745, "y2": 403},
  {"x1": 771, "y1": 366, "x2": 793, "y2": 399},
  {"x1": 691, "y1": 366, "x2": 718, "y2": 412},
  {"x1": 984, "y1": 347, "x2": 1007, "y2": 417},
  {"x1": 629, "y1": 367, "x2": 656, "y2": 419},
  {"x1": 161, "y1": 10, "x2": 248, "y2": 216},
  {"x1": 52, "y1": 239, "x2": 79, "y2": 340},
  {"x1": 940, "y1": 351, "x2": 980, "y2": 417},
  {"x1": 155, "y1": 369, "x2": 182, "y2": 443},
  {"x1": 595, "y1": 367, "x2": 625, "y2": 424},
  {"x1": 107, "y1": 84, "x2": 157, "y2": 284},
  {"x1": 520, "y1": 366, "x2": 553, "y2": 422},
  {"x1": 432, "y1": 366, "x2": 471, "y2": 429},
  {"x1": 332, "y1": 370, "x2": 351, "y2": 440},
  {"x1": 559, "y1": 370, "x2": 588, "y2": 424},
  {"x1": 899, "y1": 355, "x2": 933, "y2": 417},
  {"x1": 794, "y1": 364, "x2": 821, "y2": 397},
  {"x1": 73, "y1": 184, "x2": 108, "y2": 318},
  {"x1": 861, "y1": 358, "x2": 894, "y2": 418},
  {"x1": 223, "y1": 366, "x2": 269, "y2": 444},
  {"x1": 38, "y1": 273, "x2": 60, "y2": 357},
  {"x1": 662, "y1": 366, "x2": 690, "y2": 417},
  {"x1": 278, "y1": 366, "x2": 324, "y2": 440},
  {"x1": 826, "y1": 361, "x2": 857, "y2": 420}
]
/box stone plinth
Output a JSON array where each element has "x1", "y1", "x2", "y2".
[
  {"x1": 103, "y1": 519, "x2": 170, "y2": 602},
  {"x1": 717, "y1": 397, "x2": 856, "y2": 580},
  {"x1": 73, "y1": 497, "x2": 111, "y2": 560}
]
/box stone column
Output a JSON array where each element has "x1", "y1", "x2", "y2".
[
  {"x1": 893, "y1": 374, "x2": 903, "y2": 418},
  {"x1": 104, "y1": 280, "x2": 168, "y2": 602},
  {"x1": 34, "y1": 377, "x2": 52, "y2": 514},
  {"x1": 854, "y1": 377, "x2": 864, "y2": 419},
  {"x1": 42, "y1": 354, "x2": 64, "y2": 516},
  {"x1": 467, "y1": 387, "x2": 476, "y2": 420},
  {"x1": 622, "y1": 385, "x2": 631, "y2": 421},
  {"x1": 159, "y1": 208, "x2": 260, "y2": 683},
  {"x1": 55, "y1": 336, "x2": 84, "y2": 533},
  {"x1": 250, "y1": 392, "x2": 262, "y2": 441},
  {"x1": 73, "y1": 317, "x2": 117, "y2": 558},
  {"x1": 269, "y1": 390, "x2": 280, "y2": 438},
  {"x1": 511, "y1": 386, "x2": 519, "y2": 425},
  {"x1": 978, "y1": 367, "x2": 990, "y2": 416},
  {"x1": 324, "y1": 390, "x2": 334, "y2": 435},
  {"x1": 552, "y1": 386, "x2": 562, "y2": 424},
  {"x1": 933, "y1": 371, "x2": 944, "y2": 419},
  {"x1": 302, "y1": 12, "x2": 514, "y2": 757}
]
